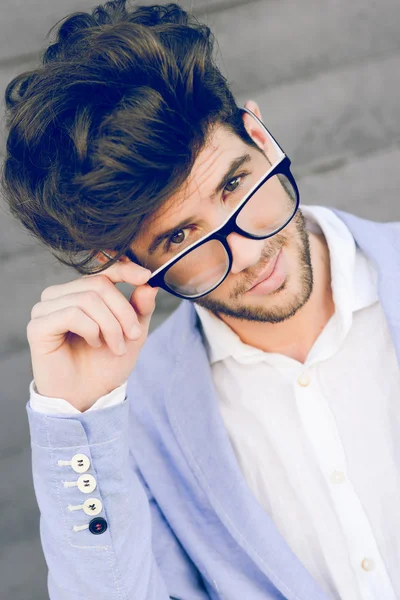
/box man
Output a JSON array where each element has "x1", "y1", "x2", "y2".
[{"x1": 2, "y1": 1, "x2": 399, "y2": 599}]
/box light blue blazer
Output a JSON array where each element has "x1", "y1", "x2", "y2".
[{"x1": 26, "y1": 209, "x2": 400, "y2": 600}]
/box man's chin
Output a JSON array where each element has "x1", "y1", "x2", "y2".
[{"x1": 195, "y1": 277, "x2": 313, "y2": 324}]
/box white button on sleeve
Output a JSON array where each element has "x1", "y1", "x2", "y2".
[
  {"x1": 77, "y1": 474, "x2": 97, "y2": 494},
  {"x1": 70, "y1": 454, "x2": 91, "y2": 473},
  {"x1": 82, "y1": 498, "x2": 103, "y2": 516},
  {"x1": 63, "y1": 474, "x2": 97, "y2": 494},
  {"x1": 68, "y1": 497, "x2": 103, "y2": 516},
  {"x1": 57, "y1": 453, "x2": 91, "y2": 473}
]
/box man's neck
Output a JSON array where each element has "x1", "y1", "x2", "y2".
[{"x1": 218, "y1": 232, "x2": 335, "y2": 364}]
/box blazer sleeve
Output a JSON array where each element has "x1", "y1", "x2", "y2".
[{"x1": 26, "y1": 394, "x2": 210, "y2": 600}]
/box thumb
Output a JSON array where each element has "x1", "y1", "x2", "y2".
[{"x1": 129, "y1": 283, "x2": 159, "y2": 327}]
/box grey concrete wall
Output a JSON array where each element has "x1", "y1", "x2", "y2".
[{"x1": 1, "y1": 0, "x2": 400, "y2": 597}]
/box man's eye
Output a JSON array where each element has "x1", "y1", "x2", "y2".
[
  {"x1": 224, "y1": 176, "x2": 241, "y2": 193},
  {"x1": 170, "y1": 230, "x2": 186, "y2": 245},
  {"x1": 164, "y1": 228, "x2": 189, "y2": 252},
  {"x1": 223, "y1": 173, "x2": 248, "y2": 196},
  {"x1": 162, "y1": 173, "x2": 248, "y2": 254}
]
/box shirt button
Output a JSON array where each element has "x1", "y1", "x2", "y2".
[
  {"x1": 77, "y1": 474, "x2": 97, "y2": 494},
  {"x1": 83, "y1": 498, "x2": 103, "y2": 516},
  {"x1": 70, "y1": 453, "x2": 91, "y2": 474},
  {"x1": 361, "y1": 557, "x2": 375, "y2": 571},
  {"x1": 297, "y1": 372, "x2": 310, "y2": 387},
  {"x1": 89, "y1": 517, "x2": 108, "y2": 535},
  {"x1": 330, "y1": 470, "x2": 346, "y2": 484}
]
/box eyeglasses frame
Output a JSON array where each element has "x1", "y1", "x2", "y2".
[{"x1": 107, "y1": 107, "x2": 300, "y2": 300}]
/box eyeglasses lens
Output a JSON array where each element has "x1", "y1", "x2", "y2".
[{"x1": 163, "y1": 172, "x2": 297, "y2": 298}]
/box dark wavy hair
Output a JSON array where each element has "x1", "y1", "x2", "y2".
[{"x1": 1, "y1": 0, "x2": 258, "y2": 274}]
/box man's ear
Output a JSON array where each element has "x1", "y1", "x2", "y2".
[
  {"x1": 243, "y1": 99, "x2": 262, "y2": 120},
  {"x1": 94, "y1": 251, "x2": 110, "y2": 265},
  {"x1": 242, "y1": 99, "x2": 278, "y2": 162},
  {"x1": 94, "y1": 250, "x2": 125, "y2": 265}
]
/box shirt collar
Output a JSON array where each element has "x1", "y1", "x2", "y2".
[{"x1": 194, "y1": 205, "x2": 378, "y2": 365}]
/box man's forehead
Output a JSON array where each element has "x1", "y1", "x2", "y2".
[
  {"x1": 136, "y1": 126, "x2": 246, "y2": 243},
  {"x1": 169, "y1": 124, "x2": 241, "y2": 198},
  {"x1": 162, "y1": 132, "x2": 239, "y2": 211}
]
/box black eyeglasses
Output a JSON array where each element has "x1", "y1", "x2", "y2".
[{"x1": 120, "y1": 107, "x2": 300, "y2": 300}]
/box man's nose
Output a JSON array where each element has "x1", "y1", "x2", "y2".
[{"x1": 226, "y1": 231, "x2": 265, "y2": 274}]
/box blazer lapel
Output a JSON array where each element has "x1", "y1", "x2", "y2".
[{"x1": 332, "y1": 209, "x2": 400, "y2": 366}]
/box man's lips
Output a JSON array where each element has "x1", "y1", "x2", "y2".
[{"x1": 247, "y1": 249, "x2": 281, "y2": 290}]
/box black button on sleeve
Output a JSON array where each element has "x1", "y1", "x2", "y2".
[{"x1": 89, "y1": 517, "x2": 108, "y2": 535}]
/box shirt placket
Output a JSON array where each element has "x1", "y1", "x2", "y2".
[{"x1": 293, "y1": 363, "x2": 397, "y2": 600}]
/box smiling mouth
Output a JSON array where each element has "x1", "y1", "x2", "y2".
[{"x1": 247, "y1": 249, "x2": 281, "y2": 290}]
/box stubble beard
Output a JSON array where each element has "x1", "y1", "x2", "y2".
[{"x1": 194, "y1": 209, "x2": 314, "y2": 324}]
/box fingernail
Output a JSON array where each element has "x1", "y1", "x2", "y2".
[
  {"x1": 128, "y1": 324, "x2": 141, "y2": 339},
  {"x1": 117, "y1": 340, "x2": 127, "y2": 355}
]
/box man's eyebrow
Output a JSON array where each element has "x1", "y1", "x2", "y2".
[{"x1": 147, "y1": 153, "x2": 252, "y2": 255}]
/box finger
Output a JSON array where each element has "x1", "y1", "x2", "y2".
[
  {"x1": 31, "y1": 290, "x2": 141, "y2": 356},
  {"x1": 27, "y1": 306, "x2": 104, "y2": 353},
  {"x1": 41, "y1": 261, "x2": 152, "y2": 302},
  {"x1": 40, "y1": 271, "x2": 150, "y2": 341}
]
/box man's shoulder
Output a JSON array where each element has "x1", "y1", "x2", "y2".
[
  {"x1": 331, "y1": 208, "x2": 400, "y2": 252},
  {"x1": 332, "y1": 207, "x2": 399, "y2": 227}
]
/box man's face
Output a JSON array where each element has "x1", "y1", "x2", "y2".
[{"x1": 131, "y1": 121, "x2": 314, "y2": 324}]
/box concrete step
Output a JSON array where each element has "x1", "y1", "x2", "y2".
[
  {"x1": 0, "y1": 0, "x2": 243, "y2": 62},
  {"x1": 297, "y1": 143, "x2": 400, "y2": 223},
  {"x1": 2, "y1": 0, "x2": 400, "y2": 87},
  {"x1": 0, "y1": 533, "x2": 48, "y2": 600},
  {"x1": 212, "y1": 0, "x2": 400, "y2": 94},
  {"x1": 0, "y1": 438, "x2": 48, "y2": 599},
  {"x1": 235, "y1": 51, "x2": 400, "y2": 170},
  {"x1": 0, "y1": 349, "x2": 33, "y2": 455}
]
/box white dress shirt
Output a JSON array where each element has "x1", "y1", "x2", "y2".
[{"x1": 29, "y1": 205, "x2": 400, "y2": 600}]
